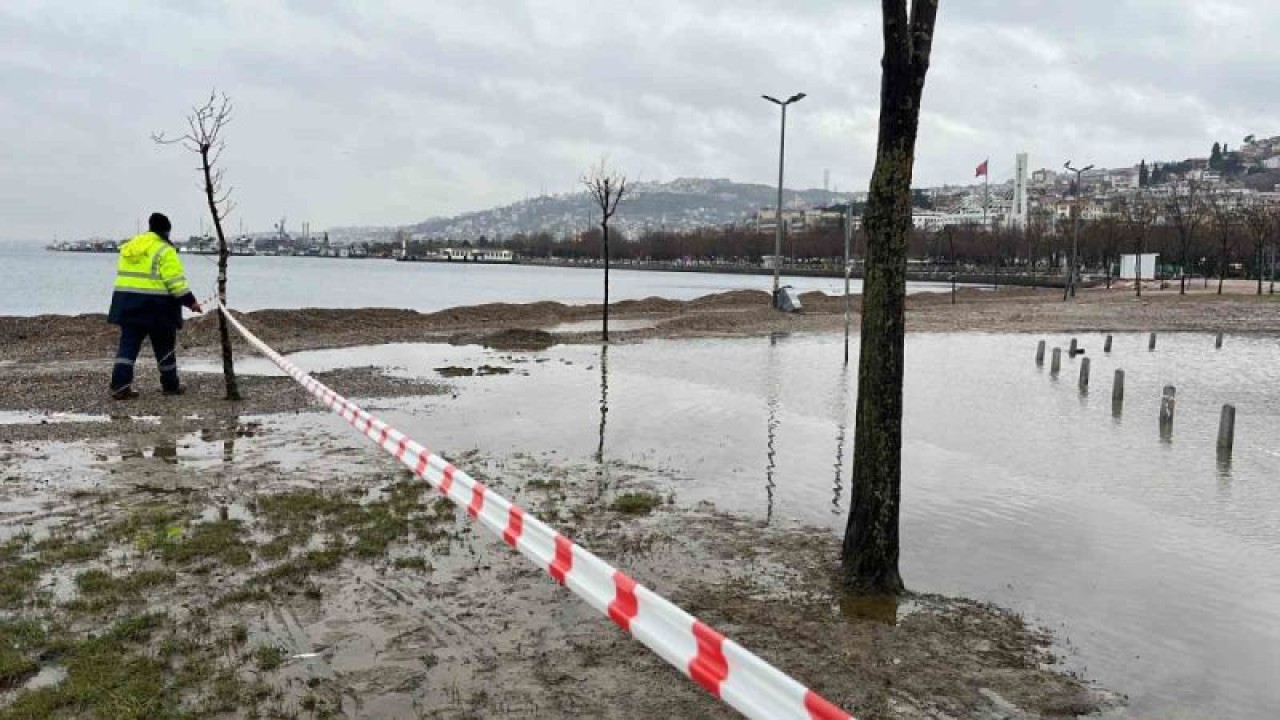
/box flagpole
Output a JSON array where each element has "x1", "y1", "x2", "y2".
[{"x1": 983, "y1": 158, "x2": 989, "y2": 230}]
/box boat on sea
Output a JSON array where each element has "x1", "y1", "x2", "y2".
[{"x1": 399, "y1": 247, "x2": 518, "y2": 264}]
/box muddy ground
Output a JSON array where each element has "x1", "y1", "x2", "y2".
[
  {"x1": 2, "y1": 284, "x2": 1278, "y2": 366},
  {"x1": 0, "y1": 412, "x2": 1115, "y2": 720},
  {"x1": 7, "y1": 286, "x2": 1240, "y2": 718}
]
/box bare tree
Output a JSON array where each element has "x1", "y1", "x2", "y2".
[
  {"x1": 1119, "y1": 192, "x2": 1160, "y2": 297},
  {"x1": 1206, "y1": 191, "x2": 1241, "y2": 295},
  {"x1": 582, "y1": 160, "x2": 629, "y2": 341},
  {"x1": 843, "y1": 0, "x2": 939, "y2": 595},
  {"x1": 1165, "y1": 180, "x2": 1203, "y2": 294},
  {"x1": 153, "y1": 90, "x2": 241, "y2": 400},
  {"x1": 1241, "y1": 200, "x2": 1274, "y2": 296}
]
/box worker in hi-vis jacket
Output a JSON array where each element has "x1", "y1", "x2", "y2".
[{"x1": 107, "y1": 212, "x2": 203, "y2": 399}]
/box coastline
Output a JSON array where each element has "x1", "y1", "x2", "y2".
[{"x1": 2, "y1": 286, "x2": 1277, "y2": 717}]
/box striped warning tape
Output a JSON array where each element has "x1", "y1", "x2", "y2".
[{"x1": 216, "y1": 302, "x2": 853, "y2": 720}]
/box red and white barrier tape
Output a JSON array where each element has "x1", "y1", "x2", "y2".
[{"x1": 216, "y1": 303, "x2": 852, "y2": 720}]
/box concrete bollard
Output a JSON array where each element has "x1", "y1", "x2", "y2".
[
  {"x1": 1079, "y1": 357, "x2": 1091, "y2": 390},
  {"x1": 1217, "y1": 404, "x2": 1236, "y2": 454},
  {"x1": 1104, "y1": 334, "x2": 1113, "y2": 353},
  {"x1": 1215, "y1": 332, "x2": 1224, "y2": 350},
  {"x1": 1036, "y1": 340, "x2": 1046, "y2": 366},
  {"x1": 1050, "y1": 348, "x2": 1062, "y2": 375},
  {"x1": 1159, "y1": 385, "x2": 1176, "y2": 438},
  {"x1": 1069, "y1": 338, "x2": 1078, "y2": 356},
  {"x1": 1149, "y1": 332, "x2": 1158, "y2": 351}
]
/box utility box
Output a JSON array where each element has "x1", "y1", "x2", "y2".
[
  {"x1": 1119, "y1": 253, "x2": 1159, "y2": 280},
  {"x1": 775, "y1": 285, "x2": 803, "y2": 313}
]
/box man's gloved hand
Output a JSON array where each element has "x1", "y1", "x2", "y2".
[{"x1": 191, "y1": 301, "x2": 204, "y2": 314}]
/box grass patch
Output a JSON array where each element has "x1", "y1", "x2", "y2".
[
  {"x1": 254, "y1": 644, "x2": 286, "y2": 672},
  {"x1": 260, "y1": 548, "x2": 344, "y2": 584},
  {"x1": 159, "y1": 520, "x2": 253, "y2": 568},
  {"x1": 34, "y1": 533, "x2": 107, "y2": 565},
  {"x1": 67, "y1": 568, "x2": 176, "y2": 613},
  {"x1": 609, "y1": 492, "x2": 663, "y2": 516},
  {"x1": 0, "y1": 559, "x2": 42, "y2": 609},
  {"x1": 0, "y1": 620, "x2": 44, "y2": 690},
  {"x1": 0, "y1": 613, "x2": 171, "y2": 720},
  {"x1": 526, "y1": 478, "x2": 562, "y2": 490},
  {"x1": 392, "y1": 556, "x2": 430, "y2": 571},
  {"x1": 254, "y1": 482, "x2": 450, "y2": 561}
]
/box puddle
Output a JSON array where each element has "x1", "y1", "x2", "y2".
[
  {"x1": 21, "y1": 664, "x2": 66, "y2": 691},
  {"x1": 0, "y1": 411, "x2": 110, "y2": 426},
  {"x1": 215, "y1": 332, "x2": 1280, "y2": 719},
  {"x1": 547, "y1": 317, "x2": 658, "y2": 334}
]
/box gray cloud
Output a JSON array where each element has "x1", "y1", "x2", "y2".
[{"x1": 2, "y1": 0, "x2": 1277, "y2": 239}]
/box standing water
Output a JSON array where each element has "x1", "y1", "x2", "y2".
[{"x1": 208, "y1": 331, "x2": 1280, "y2": 718}]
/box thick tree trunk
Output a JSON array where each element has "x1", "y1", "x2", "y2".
[
  {"x1": 201, "y1": 147, "x2": 241, "y2": 401},
  {"x1": 842, "y1": 0, "x2": 937, "y2": 595}
]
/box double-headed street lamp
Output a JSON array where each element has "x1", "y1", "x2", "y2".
[
  {"x1": 1063, "y1": 160, "x2": 1094, "y2": 300},
  {"x1": 763, "y1": 92, "x2": 806, "y2": 306}
]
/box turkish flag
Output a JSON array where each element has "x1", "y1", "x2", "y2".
[{"x1": 975, "y1": 159, "x2": 988, "y2": 177}]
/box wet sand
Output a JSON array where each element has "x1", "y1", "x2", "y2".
[
  {"x1": 7, "y1": 285, "x2": 1272, "y2": 717},
  {"x1": 3, "y1": 284, "x2": 1278, "y2": 367}
]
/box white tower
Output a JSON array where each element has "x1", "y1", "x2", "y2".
[{"x1": 1012, "y1": 152, "x2": 1029, "y2": 229}]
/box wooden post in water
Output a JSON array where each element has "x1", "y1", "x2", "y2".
[
  {"x1": 1149, "y1": 332, "x2": 1157, "y2": 351},
  {"x1": 1159, "y1": 385, "x2": 1176, "y2": 438},
  {"x1": 1215, "y1": 332, "x2": 1224, "y2": 350},
  {"x1": 1104, "y1": 334, "x2": 1113, "y2": 353},
  {"x1": 1069, "y1": 338, "x2": 1078, "y2": 356},
  {"x1": 1035, "y1": 340, "x2": 1046, "y2": 366},
  {"x1": 1217, "y1": 404, "x2": 1236, "y2": 455},
  {"x1": 1079, "y1": 357, "x2": 1091, "y2": 390},
  {"x1": 1112, "y1": 369, "x2": 1125, "y2": 413},
  {"x1": 1050, "y1": 347, "x2": 1062, "y2": 375}
]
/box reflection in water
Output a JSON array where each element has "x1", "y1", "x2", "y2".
[
  {"x1": 839, "y1": 591, "x2": 899, "y2": 625},
  {"x1": 831, "y1": 367, "x2": 851, "y2": 516},
  {"x1": 764, "y1": 334, "x2": 784, "y2": 523},
  {"x1": 596, "y1": 344, "x2": 608, "y2": 463},
  {"x1": 1216, "y1": 448, "x2": 1233, "y2": 480}
]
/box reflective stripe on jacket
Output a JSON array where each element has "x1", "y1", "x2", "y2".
[{"x1": 107, "y1": 232, "x2": 195, "y2": 329}]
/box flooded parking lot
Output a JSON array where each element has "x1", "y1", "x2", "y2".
[{"x1": 202, "y1": 331, "x2": 1280, "y2": 718}]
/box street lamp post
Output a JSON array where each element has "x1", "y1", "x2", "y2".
[
  {"x1": 1063, "y1": 161, "x2": 1094, "y2": 300},
  {"x1": 763, "y1": 92, "x2": 806, "y2": 307}
]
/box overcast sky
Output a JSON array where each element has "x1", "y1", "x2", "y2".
[{"x1": 2, "y1": 0, "x2": 1275, "y2": 240}]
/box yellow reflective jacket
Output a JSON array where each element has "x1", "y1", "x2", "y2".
[{"x1": 107, "y1": 232, "x2": 196, "y2": 328}]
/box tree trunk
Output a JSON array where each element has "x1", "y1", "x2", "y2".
[
  {"x1": 201, "y1": 146, "x2": 241, "y2": 401},
  {"x1": 1180, "y1": 241, "x2": 1188, "y2": 295},
  {"x1": 602, "y1": 221, "x2": 610, "y2": 342},
  {"x1": 842, "y1": 0, "x2": 937, "y2": 596},
  {"x1": 1218, "y1": 243, "x2": 1226, "y2": 295},
  {"x1": 1257, "y1": 243, "x2": 1264, "y2": 295}
]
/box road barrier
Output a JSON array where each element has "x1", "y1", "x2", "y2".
[{"x1": 217, "y1": 303, "x2": 852, "y2": 720}]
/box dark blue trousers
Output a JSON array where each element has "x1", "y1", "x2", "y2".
[{"x1": 110, "y1": 324, "x2": 180, "y2": 393}]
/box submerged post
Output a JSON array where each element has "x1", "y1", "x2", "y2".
[
  {"x1": 1051, "y1": 347, "x2": 1062, "y2": 375},
  {"x1": 1149, "y1": 332, "x2": 1157, "y2": 351},
  {"x1": 1035, "y1": 339, "x2": 1046, "y2": 366},
  {"x1": 1159, "y1": 385, "x2": 1176, "y2": 438},
  {"x1": 1079, "y1": 357, "x2": 1091, "y2": 390},
  {"x1": 1112, "y1": 369, "x2": 1125, "y2": 411},
  {"x1": 1104, "y1": 334, "x2": 1113, "y2": 353},
  {"x1": 1217, "y1": 404, "x2": 1236, "y2": 454},
  {"x1": 1215, "y1": 332, "x2": 1224, "y2": 350},
  {"x1": 1069, "y1": 338, "x2": 1078, "y2": 356}
]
